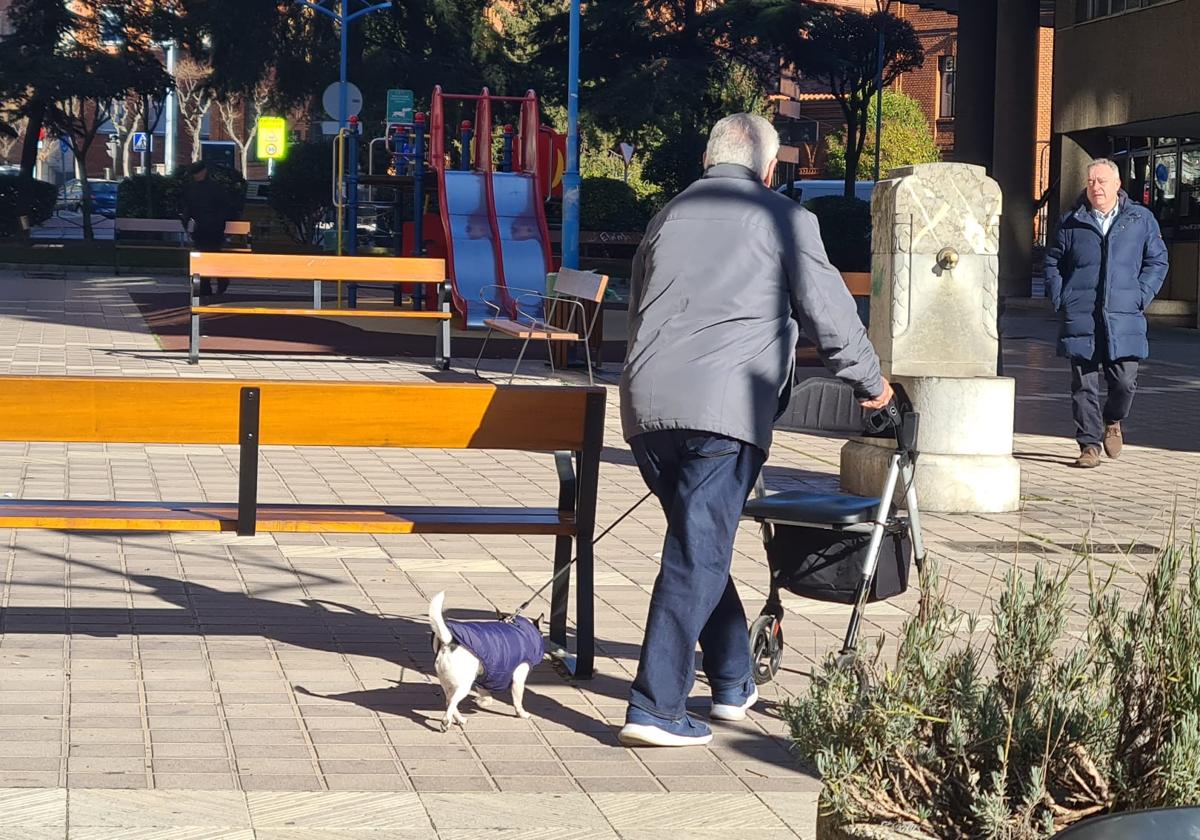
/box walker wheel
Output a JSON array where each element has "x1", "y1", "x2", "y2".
[{"x1": 750, "y1": 615, "x2": 784, "y2": 685}]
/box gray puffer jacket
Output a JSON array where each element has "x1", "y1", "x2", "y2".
[{"x1": 619, "y1": 163, "x2": 883, "y2": 453}]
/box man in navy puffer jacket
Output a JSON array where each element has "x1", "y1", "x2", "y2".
[{"x1": 1043, "y1": 158, "x2": 1169, "y2": 468}]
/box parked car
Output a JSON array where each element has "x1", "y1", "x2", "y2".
[
  {"x1": 0, "y1": 164, "x2": 20, "y2": 177},
  {"x1": 59, "y1": 179, "x2": 119, "y2": 218},
  {"x1": 775, "y1": 179, "x2": 875, "y2": 204}
]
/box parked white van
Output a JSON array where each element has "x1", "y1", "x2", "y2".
[{"x1": 775, "y1": 179, "x2": 875, "y2": 203}]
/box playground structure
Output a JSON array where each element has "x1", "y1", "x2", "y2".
[
  {"x1": 332, "y1": 87, "x2": 559, "y2": 329},
  {"x1": 431, "y1": 86, "x2": 554, "y2": 328}
]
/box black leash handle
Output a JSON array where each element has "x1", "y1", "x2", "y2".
[{"x1": 509, "y1": 490, "x2": 654, "y2": 621}]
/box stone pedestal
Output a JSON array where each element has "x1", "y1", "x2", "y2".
[
  {"x1": 841, "y1": 163, "x2": 1021, "y2": 514},
  {"x1": 840, "y1": 376, "x2": 1021, "y2": 513}
]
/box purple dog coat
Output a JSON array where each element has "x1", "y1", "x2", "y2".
[{"x1": 444, "y1": 616, "x2": 545, "y2": 692}]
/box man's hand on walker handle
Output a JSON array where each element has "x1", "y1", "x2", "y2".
[{"x1": 860, "y1": 376, "x2": 894, "y2": 411}]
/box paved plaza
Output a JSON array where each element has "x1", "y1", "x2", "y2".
[{"x1": 0, "y1": 268, "x2": 1195, "y2": 838}]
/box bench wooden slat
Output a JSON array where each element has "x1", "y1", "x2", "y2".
[
  {"x1": 841, "y1": 272, "x2": 871, "y2": 296},
  {"x1": 190, "y1": 252, "x2": 445, "y2": 284},
  {"x1": 0, "y1": 376, "x2": 597, "y2": 451},
  {"x1": 116, "y1": 219, "x2": 251, "y2": 236},
  {"x1": 192, "y1": 306, "x2": 452, "y2": 320},
  {"x1": 484, "y1": 318, "x2": 578, "y2": 341},
  {"x1": 0, "y1": 500, "x2": 575, "y2": 535}
]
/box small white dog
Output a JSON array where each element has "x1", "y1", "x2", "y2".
[{"x1": 428, "y1": 591, "x2": 545, "y2": 731}]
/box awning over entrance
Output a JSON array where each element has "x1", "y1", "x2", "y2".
[
  {"x1": 895, "y1": 0, "x2": 1056, "y2": 27},
  {"x1": 1104, "y1": 113, "x2": 1200, "y2": 139}
]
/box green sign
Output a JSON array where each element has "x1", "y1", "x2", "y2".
[{"x1": 386, "y1": 89, "x2": 414, "y2": 126}]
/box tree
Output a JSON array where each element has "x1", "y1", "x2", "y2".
[
  {"x1": 533, "y1": 0, "x2": 782, "y2": 198},
  {"x1": 216, "y1": 79, "x2": 270, "y2": 173},
  {"x1": 0, "y1": 0, "x2": 79, "y2": 236},
  {"x1": 174, "y1": 56, "x2": 213, "y2": 164},
  {"x1": 777, "y1": 2, "x2": 923, "y2": 197},
  {"x1": 41, "y1": 5, "x2": 172, "y2": 239},
  {"x1": 826, "y1": 89, "x2": 940, "y2": 180},
  {"x1": 0, "y1": 113, "x2": 25, "y2": 163}
]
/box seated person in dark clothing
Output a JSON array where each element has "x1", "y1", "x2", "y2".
[{"x1": 181, "y1": 161, "x2": 232, "y2": 296}]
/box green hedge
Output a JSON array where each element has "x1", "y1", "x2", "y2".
[
  {"x1": 580, "y1": 177, "x2": 650, "y2": 232},
  {"x1": 117, "y1": 166, "x2": 246, "y2": 220},
  {"x1": 0, "y1": 175, "x2": 57, "y2": 237},
  {"x1": 802, "y1": 195, "x2": 871, "y2": 273}
]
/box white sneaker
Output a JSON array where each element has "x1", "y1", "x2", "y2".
[
  {"x1": 710, "y1": 686, "x2": 758, "y2": 722},
  {"x1": 618, "y1": 709, "x2": 713, "y2": 747}
]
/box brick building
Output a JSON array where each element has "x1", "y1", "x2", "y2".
[
  {"x1": 774, "y1": 0, "x2": 1054, "y2": 209},
  {"x1": 0, "y1": 0, "x2": 279, "y2": 184}
]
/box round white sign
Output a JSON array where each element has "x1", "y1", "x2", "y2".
[{"x1": 322, "y1": 82, "x2": 363, "y2": 121}]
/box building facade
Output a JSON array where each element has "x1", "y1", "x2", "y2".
[
  {"x1": 1053, "y1": 0, "x2": 1200, "y2": 321},
  {"x1": 775, "y1": 0, "x2": 1054, "y2": 202}
]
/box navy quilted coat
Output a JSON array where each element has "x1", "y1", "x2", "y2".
[{"x1": 1043, "y1": 191, "x2": 1169, "y2": 361}]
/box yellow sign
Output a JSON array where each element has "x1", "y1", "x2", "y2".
[{"x1": 256, "y1": 116, "x2": 287, "y2": 161}]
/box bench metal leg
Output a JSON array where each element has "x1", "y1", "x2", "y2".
[
  {"x1": 549, "y1": 535, "x2": 572, "y2": 654},
  {"x1": 473, "y1": 328, "x2": 495, "y2": 378},
  {"x1": 438, "y1": 282, "x2": 451, "y2": 370},
  {"x1": 189, "y1": 274, "x2": 201, "y2": 364},
  {"x1": 237, "y1": 387, "x2": 261, "y2": 537},
  {"x1": 313, "y1": 280, "x2": 322, "y2": 310},
  {"x1": 510, "y1": 336, "x2": 533, "y2": 385}
]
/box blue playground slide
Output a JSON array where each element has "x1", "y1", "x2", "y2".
[
  {"x1": 442, "y1": 170, "x2": 506, "y2": 328},
  {"x1": 490, "y1": 172, "x2": 551, "y2": 324}
]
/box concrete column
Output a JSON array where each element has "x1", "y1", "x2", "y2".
[
  {"x1": 992, "y1": 0, "x2": 1040, "y2": 298},
  {"x1": 952, "y1": 0, "x2": 996, "y2": 169}
]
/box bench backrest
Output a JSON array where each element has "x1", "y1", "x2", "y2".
[
  {"x1": 116, "y1": 219, "x2": 250, "y2": 235},
  {"x1": 0, "y1": 377, "x2": 603, "y2": 452},
  {"x1": 554, "y1": 268, "x2": 608, "y2": 303},
  {"x1": 190, "y1": 252, "x2": 445, "y2": 284}
]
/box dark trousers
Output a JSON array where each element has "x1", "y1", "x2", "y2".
[
  {"x1": 1071, "y1": 356, "x2": 1138, "y2": 448},
  {"x1": 628, "y1": 430, "x2": 765, "y2": 721},
  {"x1": 193, "y1": 231, "x2": 228, "y2": 296}
]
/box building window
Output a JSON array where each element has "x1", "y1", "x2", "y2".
[
  {"x1": 938, "y1": 56, "x2": 956, "y2": 119},
  {"x1": 1181, "y1": 148, "x2": 1200, "y2": 224},
  {"x1": 1077, "y1": 0, "x2": 1171, "y2": 23}
]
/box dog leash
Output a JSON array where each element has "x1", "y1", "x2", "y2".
[{"x1": 507, "y1": 489, "x2": 654, "y2": 622}]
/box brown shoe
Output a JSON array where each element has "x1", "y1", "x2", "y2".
[
  {"x1": 1103, "y1": 422, "x2": 1123, "y2": 459},
  {"x1": 1073, "y1": 446, "x2": 1102, "y2": 469}
]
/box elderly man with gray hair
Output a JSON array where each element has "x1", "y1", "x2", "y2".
[
  {"x1": 617, "y1": 113, "x2": 892, "y2": 747},
  {"x1": 1044, "y1": 157, "x2": 1169, "y2": 469}
]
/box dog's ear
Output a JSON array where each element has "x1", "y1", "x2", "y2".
[
  {"x1": 495, "y1": 607, "x2": 507, "y2": 621},
  {"x1": 534, "y1": 612, "x2": 545, "y2": 630}
]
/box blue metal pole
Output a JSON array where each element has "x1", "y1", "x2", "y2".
[
  {"x1": 562, "y1": 0, "x2": 581, "y2": 270},
  {"x1": 347, "y1": 120, "x2": 359, "y2": 257},
  {"x1": 339, "y1": 3, "x2": 349, "y2": 132}
]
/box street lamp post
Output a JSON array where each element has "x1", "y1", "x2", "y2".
[{"x1": 295, "y1": 0, "x2": 391, "y2": 131}]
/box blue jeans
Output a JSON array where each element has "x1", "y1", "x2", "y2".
[{"x1": 628, "y1": 430, "x2": 766, "y2": 721}]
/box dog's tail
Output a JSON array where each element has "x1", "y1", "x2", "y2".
[{"x1": 428, "y1": 591, "x2": 453, "y2": 646}]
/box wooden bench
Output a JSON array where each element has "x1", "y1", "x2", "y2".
[
  {"x1": 0, "y1": 376, "x2": 604, "y2": 678},
  {"x1": 189, "y1": 252, "x2": 453, "y2": 369},
  {"x1": 114, "y1": 218, "x2": 251, "y2": 274},
  {"x1": 475, "y1": 269, "x2": 609, "y2": 385}
]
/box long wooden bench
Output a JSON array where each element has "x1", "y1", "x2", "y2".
[
  {"x1": 189, "y1": 252, "x2": 453, "y2": 369},
  {"x1": 114, "y1": 218, "x2": 251, "y2": 274},
  {"x1": 0, "y1": 376, "x2": 604, "y2": 678}
]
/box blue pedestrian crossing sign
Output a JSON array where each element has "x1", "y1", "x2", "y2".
[{"x1": 132, "y1": 132, "x2": 150, "y2": 153}]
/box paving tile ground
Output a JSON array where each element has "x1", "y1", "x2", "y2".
[{"x1": 0, "y1": 268, "x2": 1197, "y2": 837}]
